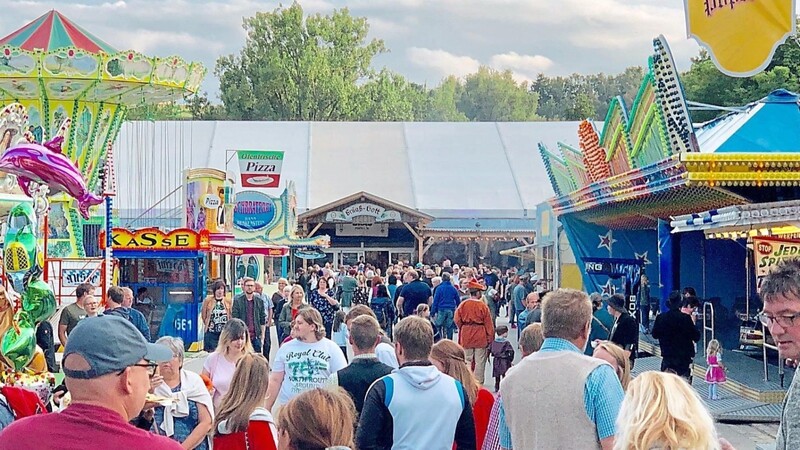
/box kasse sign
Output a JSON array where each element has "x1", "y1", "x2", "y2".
[{"x1": 237, "y1": 150, "x2": 284, "y2": 188}]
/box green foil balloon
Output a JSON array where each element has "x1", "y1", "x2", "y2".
[
  {"x1": 1, "y1": 322, "x2": 36, "y2": 371},
  {"x1": 22, "y1": 279, "x2": 56, "y2": 324}
]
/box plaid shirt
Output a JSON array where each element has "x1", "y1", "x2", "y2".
[
  {"x1": 482, "y1": 393, "x2": 503, "y2": 450},
  {"x1": 498, "y1": 338, "x2": 624, "y2": 448}
]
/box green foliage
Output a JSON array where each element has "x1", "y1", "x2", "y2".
[
  {"x1": 356, "y1": 69, "x2": 416, "y2": 121},
  {"x1": 457, "y1": 67, "x2": 539, "y2": 121},
  {"x1": 681, "y1": 40, "x2": 800, "y2": 122},
  {"x1": 123, "y1": 92, "x2": 222, "y2": 121},
  {"x1": 565, "y1": 92, "x2": 596, "y2": 121},
  {"x1": 531, "y1": 67, "x2": 643, "y2": 121},
  {"x1": 216, "y1": 2, "x2": 385, "y2": 120}
]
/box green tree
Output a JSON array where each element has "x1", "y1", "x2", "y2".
[
  {"x1": 422, "y1": 76, "x2": 467, "y2": 121},
  {"x1": 186, "y1": 92, "x2": 223, "y2": 120},
  {"x1": 356, "y1": 69, "x2": 416, "y2": 121},
  {"x1": 216, "y1": 2, "x2": 386, "y2": 120},
  {"x1": 124, "y1": 101, "x2": 188, "y2": 121},
  {"x1": 681, "y1": 49, "x2": 800, "y2": 122},
  {"x1": 530, "y1": 67, "x2": 643, "y2": 120},
  {"x1": 565, "y1": 92, "x2": 596, "y2": 120},
  {"x1": 457, "y1": 66, "x2": 539, "y2": 121}
]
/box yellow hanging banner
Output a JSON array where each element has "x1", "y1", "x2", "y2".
[{"x1": 685, "y1": 0, "x2": 795, "y2": 77}]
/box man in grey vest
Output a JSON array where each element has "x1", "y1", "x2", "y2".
[{"x1": 498, "y1": 288, "x2": 624, "y2": 450}]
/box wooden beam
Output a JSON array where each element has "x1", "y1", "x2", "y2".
[
  {"x1": 417, "y1": 234, "x2": 423, "y2": 264},
  {"x1": 307, "y1": 222, "x2": 323, "y2": 237},
  {"x1": 402, "y1": 222, "x2": 422, "y2": 240},
  {"x1": 423, "y1": 237, "x2": 435, "y2": 256}
]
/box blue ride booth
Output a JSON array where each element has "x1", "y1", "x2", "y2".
[{"x1": 101, "y1": 227, "x2": 210, "y2": 349}]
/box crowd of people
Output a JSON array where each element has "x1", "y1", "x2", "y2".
[{"x1": 5, "y1": 257, "x2": 800, "y2": 449}]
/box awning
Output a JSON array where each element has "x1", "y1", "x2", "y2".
[
  {"x1": 670, "y1": 200, "x2": 800, "y2": 236},
  {"x1": 209, "y1": 240, "x2": 290, "y2": 257}
]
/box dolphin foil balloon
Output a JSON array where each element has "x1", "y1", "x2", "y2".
[{"x1": 0, "y1": 136, "x2": 103, "y2": 219}]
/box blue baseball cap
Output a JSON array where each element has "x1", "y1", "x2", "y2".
[{"x1": 63, "y1": 315, "x2": 172, "y2": 379}]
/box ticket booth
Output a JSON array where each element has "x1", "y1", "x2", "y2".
[{"x1": 101, "y1": 227, "x2": 210, "y2": 349}]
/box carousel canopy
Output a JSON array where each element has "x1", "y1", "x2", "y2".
[
  {"x1": 696, "y1": 89, "x2": 800, "y2": 154},
  {"x1": 0, "y1": 10, "x2": 117, "y2": 54}
]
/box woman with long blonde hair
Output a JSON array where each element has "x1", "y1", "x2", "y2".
[
  {"x1": 201, "y1": 318, "x2": 253, "y2": 408},
  {"x1": 614, "y1": 371, "x2": 721, "y2": 450},
  {"x1": 430, "y1": 339, "x2": 495, "y2": 449},
  {"x1": 276, "y1": 388, "x2": 356, "y2": 450},
  {"x1": 213, "y1": 353, "x2": 277, "y2": 450},
  {"x1": 593, "y1": 340, "x2": 632, "y2": 391}
]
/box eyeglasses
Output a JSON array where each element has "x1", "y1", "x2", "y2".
[
  {"x1": 119, "y1": 362, "x2": 159, "y2": 377},
  {"x1": 757, "y1": 311, "x2": 800, "y2": 328}
]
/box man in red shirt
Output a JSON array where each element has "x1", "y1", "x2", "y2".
[{"x1": 0, "y1": 315, "x2": 181, "y2": 450}]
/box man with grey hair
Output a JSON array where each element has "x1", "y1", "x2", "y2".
[
  {"x1": 760, "y1": 259, "x2": 800, "y2": 450},
  {"x1": 498, "y1": 288, "x2": 623, "y2": 450}
]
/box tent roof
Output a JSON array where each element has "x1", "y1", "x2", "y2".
[
  {"x1": 0, "y1": 10, "x2": 117, "y2": 54},
  {"x1": 696, "y1": 89, "x2": 800, "y2": 154},
  {"x1": 114, "y1": 121, "x2": 581, "y2": 224}
]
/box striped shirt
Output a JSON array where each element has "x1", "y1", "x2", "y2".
[{"x1": 498, "y1": 338, "x2": 624, "y2": 448}]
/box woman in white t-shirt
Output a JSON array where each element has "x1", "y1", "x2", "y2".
[
  {"x1": 265, "y1": 308, "x2": 347, "y2": 412},
  {"x1": 201, "y1": 318, "x2": 253, "y2": 408}
]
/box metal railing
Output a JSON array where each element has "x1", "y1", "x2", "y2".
[
  {"x1": 702, "y1": 302, "x2": 715, "y2": 352},
  {"x1": 762, "y1": 322, "x2": 786, "y2": 387}
]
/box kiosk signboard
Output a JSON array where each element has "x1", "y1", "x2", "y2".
[{"x1": 100, "y1": 228, "x2": 210, "y2": 251}]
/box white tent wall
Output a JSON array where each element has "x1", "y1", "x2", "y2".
[{"x1": 114, "y1": 120, "x2": 582, "y2": 225}]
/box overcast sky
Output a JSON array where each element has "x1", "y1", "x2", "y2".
[{"x1": 0, "y1": 0, "x2": 746, "y2": 100}]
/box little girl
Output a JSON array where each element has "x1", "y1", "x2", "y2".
[
  {"x1": 416, "y1": 303, "x2": 439, "y2": 341},
  {"x1": 705, "y1": 339, "x2": 726, "y2": 400},
  {"x1": 332, "y1": 310, "x2": 349, "y2": 362}
]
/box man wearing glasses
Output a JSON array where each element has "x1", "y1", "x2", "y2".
[
  {"x1": 232, "y1": 277, "x2": 270, "y2": 360},
  {"x1": 0, "y1": 315, "x2": 180, "y2": 449},
  {"x1": 760, "y1": 259, "x2": 800, "y2": 450}
]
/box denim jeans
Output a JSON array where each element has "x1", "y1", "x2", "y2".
[{"x1": 435, "y1": 309, "x2": 455, "y2": 340}]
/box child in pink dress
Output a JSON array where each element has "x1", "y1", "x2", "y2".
[{"x1": 705, "y1": 339, "x2": 726, "y2": 400}]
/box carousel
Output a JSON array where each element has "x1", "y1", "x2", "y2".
[{"x1": 0, "y1": 10, "x2": 203, "y2": 406}]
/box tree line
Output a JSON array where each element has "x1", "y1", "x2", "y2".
[{"x1": 126, "y1": 3, "x2": 800, "y2": 124}]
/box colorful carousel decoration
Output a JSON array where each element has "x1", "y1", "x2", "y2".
[
  {"x1": 0, "y1": 10, "x2": 205, "y2": 258},
  {"x1": 537, "y1": 35, "x2": 800, "y2": 354}
]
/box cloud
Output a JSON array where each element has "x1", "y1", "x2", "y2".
[
  {"x1": 407, "y1": 47, "x2": 480, "y2": 78},
  {"x1": 0, "y1": 0, "x2": 708, "y2": 98},
  {"x1": 408, "y1": 47, "x2": 555, "y2": 82},
  {"x1": 369, "y1": 17, "x2": 410, "y2": 37},
  {"x1": 489, "y1": 52, "x2": 554, "y2": 81}
]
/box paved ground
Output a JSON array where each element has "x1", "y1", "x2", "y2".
[{"x1": 183, "y1": 312, "x2": 781, "y2": 449}]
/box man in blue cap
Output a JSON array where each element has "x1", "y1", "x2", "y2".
[{"x1": 0, "y1": 315, "x2": 181, "y2": 450}]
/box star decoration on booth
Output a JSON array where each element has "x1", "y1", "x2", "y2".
[
  {"x1": 602, "y1": 279, "x2": 616, "y2": 296},
  {"x1": 635, "y1": 251, "x2": 652, "y2": 265},
  {"x1": 598, "y1": 230, "x2": 616, "y2": 253}
]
